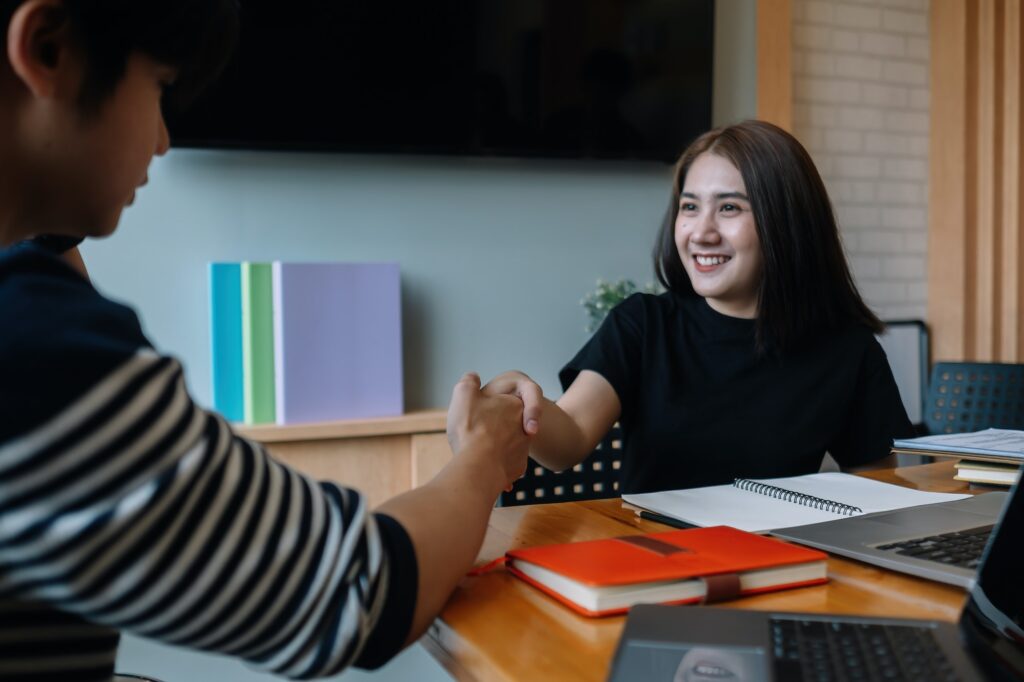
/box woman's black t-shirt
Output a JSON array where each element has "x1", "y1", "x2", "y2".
[{"x1": 559, "y1": 293, "x2": 914, "y2": 493}]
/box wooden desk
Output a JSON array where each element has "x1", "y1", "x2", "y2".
[{"x1": 423, "y1": 462, "x2": 974, "y2": 682}]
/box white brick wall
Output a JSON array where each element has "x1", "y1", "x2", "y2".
[{"x1": 792, "y1": 0, "x2": 929, "y2": 320}]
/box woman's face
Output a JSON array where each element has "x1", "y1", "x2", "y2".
[{"x1": 674, "y1": 152, "x2": 763, "y2": 319}]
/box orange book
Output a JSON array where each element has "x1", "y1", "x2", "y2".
[{"x1": 505, "y1": 526, "x2": 828, "y2": 617}]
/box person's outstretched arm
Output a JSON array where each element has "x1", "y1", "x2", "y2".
[
  {"x1": 377, "y1": 372, "x2": 529, "y2": 643},
  {"x1": 481, "y1": 369, "x2": 621, "y2": 473},
  {"x1": 0, "y1": 251, "x2": 529, "y2": 679}
]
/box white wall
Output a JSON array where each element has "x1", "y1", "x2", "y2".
[
  {"x1": 81, "y1": 0, "x2": 758, "y2": 412},
  {"x1": 791, "y1": 0, "x2": 930, "y2": 320}
]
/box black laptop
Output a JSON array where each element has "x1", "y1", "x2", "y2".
[{"x1": 607, "y1": 480, "x2": 1024, "y2": 681}]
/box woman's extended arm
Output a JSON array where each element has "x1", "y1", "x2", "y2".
[{"x1": 482, "y1": 369, "x2": 621, "y2": 472}]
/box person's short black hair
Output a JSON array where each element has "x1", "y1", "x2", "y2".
[
  {"x1": 653, "y1": 120, "x2": 883, "y2": 354},
  {"x1": 1, "y1": 0, "x2": 239, "y2": 112}
]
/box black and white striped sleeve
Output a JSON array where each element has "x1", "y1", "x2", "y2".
[{"x1": 0, "y1": 250, "x2": 417, "y2": 678}]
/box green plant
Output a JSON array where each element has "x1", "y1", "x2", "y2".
[{"x1": 581, "y1": 278, "x2": 659, "y2": 333}]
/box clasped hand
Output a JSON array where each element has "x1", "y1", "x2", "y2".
[{"x1": 446, "y1": 370, "x2": 545, "y2": 492}]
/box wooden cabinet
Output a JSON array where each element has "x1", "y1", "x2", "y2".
[{"x1": 235, "y1": 410, "x2": 451, "y2": 507}]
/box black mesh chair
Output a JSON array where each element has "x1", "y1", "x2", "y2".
[
  {"x1": 923, "y1": 362, "x2": 1024, "y2": 435},
  {"x1": 500, "y1": 424, "x2": 623, "y2": 506}
]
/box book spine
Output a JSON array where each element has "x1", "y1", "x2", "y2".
[
  {"x1": 272, "y1": 261, "x2": 286, "y2": 426},
  {"x1": 732, "y1": 479, "x2": 862, "y2": 516},
  {"x1": 209, "y1": 262, "x2": 244, "y2": 423},
  {"x1": 241, "y1": 262, "x2": 276, "y2": 425}
]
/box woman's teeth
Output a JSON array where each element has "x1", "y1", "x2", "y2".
[{"x1": 695, "y1": 255, "x2": 729, "y2": 266}]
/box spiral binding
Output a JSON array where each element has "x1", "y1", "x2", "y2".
[{"x1": 732, "y1": 478, "x2": 863, "y2": 516}]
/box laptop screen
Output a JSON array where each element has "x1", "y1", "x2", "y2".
[{"x1": 961, "y1": 480, "x2": 1024, "y2": 678}]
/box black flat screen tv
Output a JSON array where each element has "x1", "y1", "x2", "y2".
[{"x1": 166, "y1": 0, "x2": 714, "y2": 163}]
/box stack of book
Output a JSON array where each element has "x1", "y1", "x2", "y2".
[
  {"x1": 952, "y1": 460, "x2": 1020, "y2": 486},
  {"x1": 209, "y1": 262, "x2": 403, "y2": 425},
  {"x1": 892, "y1": 429, "x2": 1024, "y2": 487}
]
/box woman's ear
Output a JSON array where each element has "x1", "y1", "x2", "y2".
[{"x1": 6, "y1": 0, "x2": 75, "y2": 99}]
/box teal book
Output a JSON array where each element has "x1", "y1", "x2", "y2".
[
  {"x1": 209, "y1": 263, "x2": 244, "y2": 422},
  {"x1": 241, "y1": 262, "x2": 276, "y2": 424}
]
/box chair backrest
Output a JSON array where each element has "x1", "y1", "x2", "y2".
[
  {"x1": 877, "y1": 319, "x2": 929, "y2": 429},
  {"x1": 500, "y1": 424, "x2": 623, "y2": 506},
  {"x1": 923, "y1": 361, "x2": 1024, "y2": 434}
]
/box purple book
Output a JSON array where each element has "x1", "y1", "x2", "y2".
[{"x1": 272, "y1": 262, "x2": 403, "y2": 424}]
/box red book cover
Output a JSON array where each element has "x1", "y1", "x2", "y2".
[{"x1": 505, "y1": 526, "x2": 828, "y2": 617}]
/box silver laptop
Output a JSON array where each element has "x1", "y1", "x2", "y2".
[
  {"x1": 608, "y1": 480, "x2": 1024, "y2": 681},
  {"x1": 770, "y1": 490, "x2": 1008, "y2": 588}
]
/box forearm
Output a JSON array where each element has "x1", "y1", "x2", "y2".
[
  {"x1": 526, "y1": 397, "x2": 595, "y2": 472},
  {"x1": 375, "y1": 450, "x2": 507, "y2": 643}
]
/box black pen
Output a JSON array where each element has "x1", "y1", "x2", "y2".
[{"x1": 637, "y1": 510, "x2": 699, "y2": 530}]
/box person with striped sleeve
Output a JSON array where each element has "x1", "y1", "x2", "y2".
[{"x1": 0, "y1": 1, "x2": 532, "y2": 680}]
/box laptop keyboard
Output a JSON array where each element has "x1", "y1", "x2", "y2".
[
  {"x1": 874, "y1": 525, "x2": 993, "y2": 570},
  {"x1": 770, "y1": 618, "x2": 959, "y2": 681}
]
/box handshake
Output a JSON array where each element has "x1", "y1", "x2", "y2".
[{"x1": 445, "y1": 370, "x2": 545, "y2": 494}]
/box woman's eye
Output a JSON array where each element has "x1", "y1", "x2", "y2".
[
  {"x1": 680, "y1": 202, "x2": 698, "y2": 212},
  {"x1": 720, "y1": 203, "x2": 740, "y2": 213}
]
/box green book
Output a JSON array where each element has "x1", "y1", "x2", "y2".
[{"x1": 241, "y1": 262, "x2": 276, "y2": 424}]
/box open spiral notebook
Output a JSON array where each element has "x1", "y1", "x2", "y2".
[{"x1": 622, "y1": 472, "x2": 970, "y2": 533}]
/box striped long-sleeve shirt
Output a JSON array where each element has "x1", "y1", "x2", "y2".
[{"x1": 0, "y1": 246, "x2": 417, "y2": 681}]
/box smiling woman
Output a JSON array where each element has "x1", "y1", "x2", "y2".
[{"x1": 483, "y1": 120, "x2": 914, "y2": 494}]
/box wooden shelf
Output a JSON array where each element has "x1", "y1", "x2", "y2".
[{"x1": 234, "y1": 409, "x2": 447, "y2": 442}]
